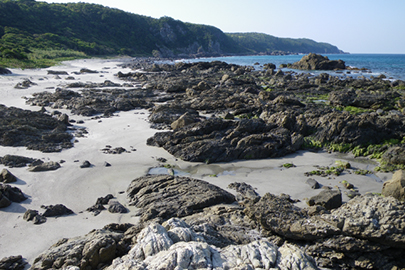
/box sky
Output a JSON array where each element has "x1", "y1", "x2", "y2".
[{"x1": 42, "y1": 0, "x2": 405, "y2": 54}]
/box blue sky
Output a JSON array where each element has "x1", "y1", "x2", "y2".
[{"x1": 42, "y1": 0, "x2": 405, "y2": 54}]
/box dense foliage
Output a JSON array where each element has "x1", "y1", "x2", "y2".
[
  {"x1": 0, "y1": 0, "x2": 342, "y2": 68},
  {"x1": 227, "y1": 32, "x2": 343, "y2": 54}
]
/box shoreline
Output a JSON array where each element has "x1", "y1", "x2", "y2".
[{"x1": 0, "y1": 57, "x2": 398, "y2": 268}]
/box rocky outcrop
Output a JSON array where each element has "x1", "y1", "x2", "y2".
[
  {"x1": 0, "y1": 255, "x2": 26, "y2": 270},
  {"x1": 41, "y1": 204, "x2": 74, "y2": 217},
  {"x1": 0, "y1": 104, "x2": 73, "y2": 152},
  {"x1": 0, "y1": 155, "x2": 38, "y2": 168},
  {"x1": 289, "y1": 53, "x2": 346, "y2": 70},
  {"x1": 147, "y1": 118, "x2": 295, "y2": 163},
  {"x1": 108, "y1": 219, "x2": 318, "y2": 270},
  {"x1": 126, "y1": 175, "x2": 235, "y2": 222},
  {"x1": 31, "y1": 226, "x2": 133, "y2": 270},
  {"x1": 0, "y1": 183, "x2": 27, "y2": 208},
  {"x1": 382, "y1": 170, "x2": 405, "y2": 201}
]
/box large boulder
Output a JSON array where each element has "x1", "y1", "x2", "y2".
[
  {"x1": 382, "y1": 170, "x2": 405, "y2": 201},
  {"x1": 289, "y1": 53, "x2": 346, "y2": 70},
  {"x1": 126, "y1": 175, "x2": 235, "y2": 222}
]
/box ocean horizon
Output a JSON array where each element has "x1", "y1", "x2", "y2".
[{"x1": 180, "y1": 53, "x2": 405, "y2": 81}]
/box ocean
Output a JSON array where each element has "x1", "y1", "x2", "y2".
[{"x1": 182, "y1": 54, "x2": 405, "y2": 81}]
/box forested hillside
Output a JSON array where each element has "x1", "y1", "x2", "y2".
[
  {"x1": 227, "y1": 32, "x2": 343, "y2": 54},
  {"x1": 0, "y1": 0, "x2": 342, "y2": 68}
]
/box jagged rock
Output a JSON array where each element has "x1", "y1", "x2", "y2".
[
  {"x1": 0, "y1": 183, "x2": 27, "y2": 208},
  {"x1": 0, "y1": 168, "x2": 17, "y2": 183},
  {"x1": 289, "y1": 53, "x2": 346, "y2": 70},
  {"x1": 31, "y1": 228, "x2": 128, "y2": 270},
  {"x1": 41, "y1": 204, "x2": 74, "y2": 217},
  {"x1": 0, "y1": 104, "x2": 73, "y2": 152},
  {"x1": 181, "y1": 204, "x2": 261, "y2": 247},
  {"x1": 307, "y1": 188, "x2": 342, "y2": 210},
  {"x1": 147, "y1": 118, "x2": 294, "y2": 163},
  {"x1": 28, "y1": 161, "x2": 61, "y2": 172},
  {"x1": 382, "y1": 170, "x2": 405, "y2": 201},
  {"x1": 324, "y1": 194, "x2": 405, "y2": 248},
  {"x1": 382, "y1": 146, "x2": 405, "y2": 166},
  {"x1": 108, "y1": 200, "x2": 128, "y2": 214},
  {"x1": 108, "y1": 219, "x2": 317, "y2": 270},
  {"x1": 80, "y1": 68, "x2": 98, "y2": 73},
  {"x1": 0, "y1": 255, "x2": 26, "y2": 270},
  {"x1": 126, "y1": 175, "x2": 235, "y2": 222},
  {"x1": 228, "y1": 182, "x2": 260, "y2": 202}
]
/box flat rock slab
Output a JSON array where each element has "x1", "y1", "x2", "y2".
[{"x1": 127, "y1": 175, "x2": 235, "y2": 222}]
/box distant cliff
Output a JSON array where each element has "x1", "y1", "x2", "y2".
[{"x1": 0, "y1": 0, "x2": 342, "y2": 66}]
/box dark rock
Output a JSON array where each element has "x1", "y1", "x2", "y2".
[
  {"x1": 24, "y1": 209, "x2": 47, "y2": 224},
  {"x1": 41, "y1": 204, "x2": 74, "y2": 217},
  {"x1": 104, "y1": 161, "x2": 112, "y2": 167},
  {"x1": 14, "y1": 79, "x2": 37, "y2": 89},
  {"x1": 305, "y1": 178, "x2": 320, "y2": 189},
  {"x1": 307, "y1": 188, "x2": 342, "y2": 210},
  {"x1": 147, "y1": 118, "x2": 294, "y2": 163},
  {"x1": 0, "y1": 67, "x2": 12, "y2": 75},
  {"x1": 80, "y1": 68, "x2": 99, "y2": 73},
  {"x1": 382, "y1": 170, "x2": 405, "y2": 201},
  {"x1": 0, "y1": 105, "x2": 73, "y2": 152},
  {"x1": 108, "y1": 200, "x2": 128, "y2": 213},
  {"x1": 0, "y1": 255, "x2": 26, "y2": 270},
  {"x1": 126, "y1": 175, "x2": 235, "y2": 222},
  {"x1": 80, "y1": 160, "x2": 92, "y2": 168},
  {"x1": 289, "y1": 53, "x2": 346, "y2": 70},
  {"x1": 23, "y1": 209, "x2": 40, "y2": 221},
  {"x1": 0, "y1": 168, "x2": 17, "y2": 183},
  {"x1": 102, "y1": 147, "x2": 127, "y2": 154},
  {"x1": 96, "y1": 194, "x2": 114, "y2": 205},
  {"x1": 0, "y1": 183, "x2": 27, "y2": 208},
  {"x1": 28, "y1": 161, "x2": 61, "y2": 172},
  {"x1": 47, "y1": 70, "x2": 69, "y2": 75},
  {"x1": 382, "y1": 146, "x2": 405, "y2": 166},
  {"x1": 31, "y1": 227, "x2": 129, "y2": 270},
  {"x1": 263, "y1": 63, "x2": 276, "y2": 70},
  {"x1": 0, "y1": 155, "x2": 37, "y2": 168}
]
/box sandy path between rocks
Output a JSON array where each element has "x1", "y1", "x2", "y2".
[{"x1": 0, "y1": 58, "x2": 392, "y2": 266}]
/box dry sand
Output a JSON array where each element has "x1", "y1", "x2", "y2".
[{"x1": 0, "y1": 58, "x2": 393, "y2": 267}]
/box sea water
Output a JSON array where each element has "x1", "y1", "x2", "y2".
[{"x1": 183, "y1": 54, "x2": 405, "y2": 81}]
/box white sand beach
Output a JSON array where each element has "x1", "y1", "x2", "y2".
[{"x1": 0, "y1": 58, "x2": 393, "y2": 266}]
